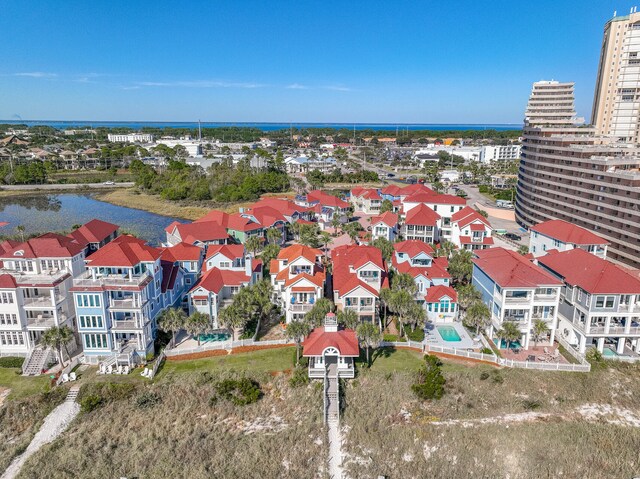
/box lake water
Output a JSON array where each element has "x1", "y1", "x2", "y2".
[
  {"x1": 0, "y1": 120, "x2": 521, "y2": 132},
  {"x1": 0, "y1": 194, "x2": 184, "y2": 245}
]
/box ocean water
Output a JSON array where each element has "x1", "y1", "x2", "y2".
[{"x1": 0, "y1": 120, "x2": 521, "y2": 132}]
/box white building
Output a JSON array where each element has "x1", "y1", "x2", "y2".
[
  {"x1": 479, "y1": 145, "x2": 521, "y2": 164},
  {"x1": 529, "y1": 220, "x2": 609, "y2": 259},
  {"x1": 107, "y1": 133, "x2": 154, "y2": 143},
  {"x1": 440, "y1": 169, "x2": 460, "y2": 182},
  {"x1": 155, "y1": 138, "x2": 203, "y2": 157}
]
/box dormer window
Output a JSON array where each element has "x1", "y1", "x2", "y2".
[{"x1": 13, "y1": 250, "x2": 24, "y2": 256}]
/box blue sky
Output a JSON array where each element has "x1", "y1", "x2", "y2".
[{"x1": 0, "y1": 0, "x2": 631, "y2": 123}]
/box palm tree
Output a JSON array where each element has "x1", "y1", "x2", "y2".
[
  {"x1": 41, "y1": 325, "x2": 75, "y2": 367},
  {"x1": 337, "y1": 308, "x2": 359, "y2": 330},
  {"x1": 379, "y1": 288, "x2": 394, "y2": 329},
  {"x1": 356, "y1": 322, "x2": 382, "y2": 366},
  {"x1": 245, "y1": 235, "x2": 262, "y2": 257},
  {"x1": 464, "y1": 300, "x2": 490, "y2": 335},
  {"x1": 531, "y1": 319, "x2": 549, "y2": 349},
  {"x1": 15, "y1": 225, "x2": 25, "y2": 242},
  {"x1": 185, "y1": 312, "x2": 211, "y2": 346},
  {"x1": 319, "y1": 231, "x2": 332, "y2": 256},
  {"x1": 158, "y1": 308, "x2": 187, "y2": 348},
  {"x1": 497, "y1": 322, "x2": 521, "y2": 350},
  {"x1": 331, "y1": 215, "x2": 341, "y2": 235},
  {"x1": 457, "y1": 284, "x2": 481, "y2": 311},
  {"x1": 285, "y1": 320, "x2": 311, "y2": 366},
  {"x1": 305, "y1": 298, "x2": 334, "y2": 327},
  {"x1": 517, "y1": 245, "x2": 529, "y2": 256},
  {"x1": 387, "y1": 289, "x2": 415, "y2": 338},
  {"x1": 266, "y1": 227, "x2": 282, "y2": 246}
]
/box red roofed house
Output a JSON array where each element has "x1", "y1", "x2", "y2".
[
  {"x1": 0, "y1": 234, "x2": 85, "y2": 362},
  {"x1": 401, "y1": 203, "x2": 441, "y2": 243},
  {"x1": 380, "y1": 183, "x2": 435, "y2": 202},
  {"x1": 164, "y1": 219, "x2": 231, "y2": 248},
  {"x1": 332, "y1": 245, "x2": 388, "y2": 326},
  {"x1": 250, "y1": 197, "x2": 315, "y2": 224},
  {"x1": 538, "y1": 248, "x2": 640, "y2": 357},
  {"x1": 270, "y1": 244, "x2": 326, "y2": 323},
  {"x1": 425, "y1": 285, "x2": 459, "y2": 323},
  {"x1": 369, "y1": 211, "x2": 399, "y2": 242},
  {"x1": 402, "y1": 192, "x2": 466, "y2": 242},
  {"x1": 472, "y1": 247, "x2": 562, "y2": 350},
  {"x1": 161, "y1": 242, "x2": 205, "y2": 308},
  {"x1": 529, "y1": 219, "x2": 609, "y2": 259},
  {"x1": 296, "y1": 190, "x2": 350, "y2": 228},
  {"x1": 450, "y1": 206, "x2": 494, "y2": 251},
  {"x1": 187, "y1": 257, "x2": 260, "y2": 330},
  {"x1": 71, "y1": 235, "x2": 172, "y2": 365},
  {"x1": 68, "y1": 219, "x2": 119, "y2": 255},
  {"x1": 350, "y1": 187, "x2": 382, "y2": 214},
  {"x1": 303, "y1": 312, "x2": 358, "y2": 422}
]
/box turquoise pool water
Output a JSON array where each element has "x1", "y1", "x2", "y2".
[
  {"x1": 437, "y1": 326, "x2": 462, "y2": 342},
  {"x1": 602, "y1": 347, "x2": 618, "y2": 357},
  {"x1": 197, "y1": 333, "x2": 230, "y2": 343},
  {"x1": 495, "y1": 339, "x2": 522, "y2": 350}
]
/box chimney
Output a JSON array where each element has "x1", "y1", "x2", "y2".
[{"x1": 245, "y1": 254, "x2": 253, "y2": 280}]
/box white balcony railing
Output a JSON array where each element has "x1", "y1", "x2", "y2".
[
  {"x1": 289, "y1": 303, "x2": 313, "y2": 312},
  {"x1": 22, "y1": 295, "x2": 64, "y2": 308}
]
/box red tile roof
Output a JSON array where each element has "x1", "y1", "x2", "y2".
[
  {"x1": 351, "y1": 187, "x2": 381, "y2": 200},
  {"x1": 243, "y1": 205, "x2": 288, "y2": 228},
  {"x1": 332, "y1": 244, "x2": 387, "y2": 297},
  {"x1": 0, "y1": 274, "x2": 17, "y2": 289},
  {"x1": 85, "y1": 235, "x2": 162, "y2": 267},
  {"x1": 537, "y1": 249, "x2": 640, "y2": 294},
  {"x1": 451, "y1": 206, "x2": 491, "y2": 229},
  {"x1": 168, "y1": 221, "x2": 230, "y2": 244},
  {"x1": 68, "y1": 219, "x2": 118, "y2": 246},
  {"x1": 302, "y1": 327, "x2": 359, "y2": 357},
  {"x1": 161, "y1": 242, "x2": 203, "y2": 262},
  {"x1": 191, "y1": 267, "x2": 251, "y2": 294},
  {"x1": 459, "y1": 236, "x2": 494, "y2": 245},
  {"x1": 393, "y1": 240, "x2": 435, "y2": 258},
  {"x1": 0, "y1": 233, "x2": 84, "y2": 259},
  {"x1": 404, "y1": 203, "x2": 441, "y2": 226},
  {"x1": 472, "y1": 248, "x2": 562, "y2": 288},
  {"x1": 370, "y1": 211, "x2": 398, "y2": 228},
  {"x1": 530, "y1": 220, "x2": 608, "y2": 246},
  {"x1": 250, "y1": 198, "x2": 312, "y2": 217},
  {"x1": 307, "y1": 190, "x2": 349, "y2": 208},
  {"x1": 393, "y1": 258, "x2": 451, "y2": 281},
  {"x1": 277, "y1": 244, "x2": 323, "y2": 264},
  {"x1": 205, "y1": 244, "x2": 245, "y2": 262},
  {"x1": 425, "y1": 285, "x2": 458, "y2": 303}
]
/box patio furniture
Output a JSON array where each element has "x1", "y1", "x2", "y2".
[
  {"x1": 106, "y1": 365, "x2": 113, "y2": 374},
  {"x1": 543, "y1": 347, "x2": 549, "y2": 354},
  {"x1": 527, "y1": 355, "x2": 536, "y2": 362},
  {"x1": 98, "y1": 364, "x2": 106, "y2": 374},
  {"x1": 123, "y1": 366, "x2": 130, "y2": 375},
  {"x1": 537, "y1": 356, "x2": 546, "y2": 362},
  {"x1": 117, "y1": 365, "x2": 124, "y2": 375},
  {"x1": 61, "y1": 373, "x2": 70, "y2": 383},
  {"x1": 140, "y1": 367, "x2": 149, "y2": 377},
  {"x1": 69, "y1": 372, "x2": 77, "y2": 381}
]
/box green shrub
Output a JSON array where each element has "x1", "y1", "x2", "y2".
[
  {"x1": 383, "y1": 334, "x2": 404, "y2": 342},
  {"x1": 491, "y1": 371, "x2": 504, "y2": 384},
  {"x1": 522, "y1": 399, "x2": 541, "y2": 411},
  {"x1": 289, "y1": 367, "x2": 309, "y2": 388},
  {"x1": 586, "y1": 348, "x2": 604, "y2": 364},
  {"x1": 0, "y1": 357, "x2": 24, "y2": 368},
  {"x1": 479, "y1": 371, "x2": 490, "y2": 381},
  {"x1": 213, "y1": 378, "x2": 262, "y2": 406},
  {"x1": 480, "y1": 347, "x2": 494, "y2": 355},
  {"x1": 411, "y1": 354, "x2": 445, "y2": 400},
  {"x1": 135, "y1": 391, "x2": 161, "y2": 409},
  {"x1": 403, "y1": 326, "x2": 425, "y2": 342},
  {"x1": 478, "y1": 185, "x2": 489, "y2": 193},
  {"x1": 80, "y1": 394, "x2": 103, "y2": 413}
]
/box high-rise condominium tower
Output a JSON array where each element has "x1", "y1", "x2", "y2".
[
  {"x1": 592, "y1": 8, "x2": 640, "y2": 143},
  {"x1": 516, "y1": 81, "x2": 640, "y2": 268}
]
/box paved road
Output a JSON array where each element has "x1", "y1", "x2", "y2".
[{"x1": 0, "y1": 182, "x2": 134, "y2": 191}]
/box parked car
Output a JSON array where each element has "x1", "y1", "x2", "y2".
[
  {"x1": 505, "y1": 233, "x2": 521, "y2": 241},
  {"x1": 386, "y1": 173, "x2": 395, "y2": 178}
]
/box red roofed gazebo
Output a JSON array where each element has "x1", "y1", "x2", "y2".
[{"x1": 303, "y1": 313, "x2": 358, "y2": 380}]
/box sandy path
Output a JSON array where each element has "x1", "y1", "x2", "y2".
[
  {"x1": 1, "y1": 387, "x2": 79, "y2": 479},
  {"x1": 328, "y1": 420, "x2": 345, "y2": 479}
]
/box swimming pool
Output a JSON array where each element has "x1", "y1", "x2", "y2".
[
  {"x1": 602, "y1": 347, "x2": 618, "y2": 357},
  {"x1": 495, "y1": 339, "x2": 522, "y2": 350},
  {"x1": 437, "y1": 326, "x2": 462, "y2": 342},
  {"x1": 197, "y1": 333, "x2": 230, "y2": 343}
]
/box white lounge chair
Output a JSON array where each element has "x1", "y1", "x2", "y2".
[
  {"x1": 61, "y1": 373, "x2": 70, "y2": 383},
  {"x1": 69, "y1": 372, "x2": 77, "y2": 381},
  {"x1": 117, "y1": 365, "x2": 124, "y2": 375},
  {"x1": 543, "y1": 347, "x2": 550, "y2": 354},
  {"x1": 106, "y1": 365, "x2": 113, "y2": 374},
  {"x1": 123, "y1": 365, "x2": 130, "y2": 375},
  {"x1": 98, "y1": 364, "x2": 106, "y2": 375},
  {"x1": 140, "y1": 367, "x2": 149, "y2": 377}
]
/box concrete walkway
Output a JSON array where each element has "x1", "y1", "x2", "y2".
[
  {"x1": 1, "y1": 387, "x2": 80, "y2": 479},
  {"x1": 327, "y1": 419, "x2": 344, "y2": 479}
]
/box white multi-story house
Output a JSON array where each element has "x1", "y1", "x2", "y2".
[
  {"x1": 188, "y1": 258, "x2": 260, "y2": 329},
  {"x1": 369, "y1": 212, "x2": 399, "y2": 242},
  {"x1": 0, "y1": 234, "x2": 85, "y2": 359},
  {"x1": 529, "y1": 219, "x2": 608, "y2": 259},
  {"x1": 270, "y1": 245, "x2": 326, "y2": 323},
  {"x1": 450, "y1": 206, "x2": 494, "y2": 251},
  {"x1": 401, "y1": 204, "x2": 441, "y2": 243},
  {"x1": 332, "y1": 245, "x2": 388, "y2": 326},
  {"x1": 538, "y1": 249, "x2": 640, "y2": 358},
  {"x1": 71, "y1": 236, "x2": 167, "y2": 365},
  {"x1": 472, "y1": 248, "x2": 562, "y2": 350},
  {"x1": 107, "y1": 133, "x2": 154, "y2": 143},
  {"x1": 402, "y1": 192, "x2": 466, "y2": 241},
  {"x1": 350, "y1": 187, "x2": 382, "y2": 215}
]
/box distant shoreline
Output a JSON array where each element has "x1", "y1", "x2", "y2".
[{"x1": 0, "y1": 120, "x2": 521, "y2": 132}]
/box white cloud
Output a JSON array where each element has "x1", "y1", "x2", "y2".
[
  {"x1": 286, "y1": 83, "x2": 309, "y2": 90},
  {"x1": 14, "y1": 72, "x2": 58, "y2": 78},
  {"x1": 324, "y1": 85, "x2": 352, "y2": 92}
]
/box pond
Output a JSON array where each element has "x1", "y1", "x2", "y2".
[{"x1": 0, "y1": 193, "x2": 184, "y2": 245}]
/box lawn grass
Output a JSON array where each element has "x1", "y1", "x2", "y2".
[
  {"x1": 159, "y1": 347, "x2": 296, "y2": 377},
  {"x1": 0, "y1": 368, "x2": 52, "y2": 399},
  {"x1": 358, "y1": 347, "x2": 423, "y2": 373}
]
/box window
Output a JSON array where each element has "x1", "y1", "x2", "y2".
[
  {"x1": 83, "y1": 333, "x2": 108, "y2": 349},
  {"x1": 0, "y1": 331, "x2": 24, "y2": 346},
  {"x1": 0, "y1": 292, "x2": 14, "y2": 304},
  {"x1": 0, "y1": 314, "x2": 17, "y2": 325},
  {"x1": 79, "y1": 315, "x2": 103, "y2": 328},
  {"x1": 185, "y1": 278, "x2": 192, "y2": 285},
  {"x1": 219, "y1": 261, "x2": 231, "y2": 268},
  {"x1": 76, "y1": 294, "x2": 101, "y2": 308},
  {"x1": 595, "y1": 296, "x2": 605, "y2": 308},
  {"x1": 605, "y1": 297, "x2": 615, "y2": 308}
]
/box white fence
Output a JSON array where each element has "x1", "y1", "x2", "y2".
[
  {"x1": 380, "y1": 341, "x2": 591, "y2": 372},
  {"x1": 165, "y1": 338, "x2": 294, "y2": 358},
  {"x1": 148, "y1": 350, "x2": 166, "y2": 379}
]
